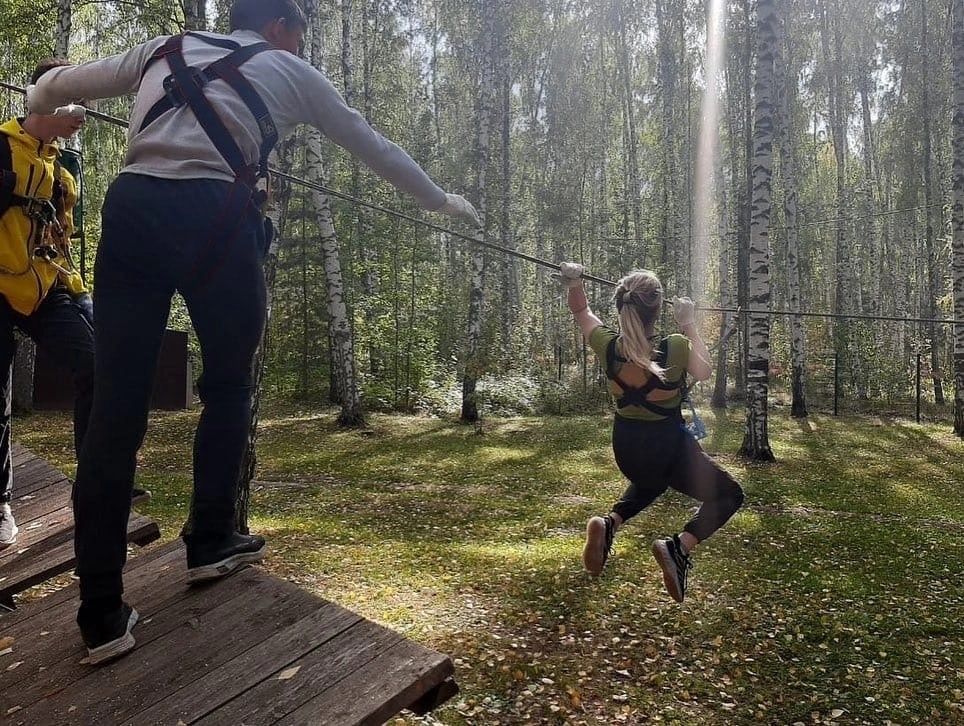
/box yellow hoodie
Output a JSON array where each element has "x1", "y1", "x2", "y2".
[{"x1": 0, "y1": 118, "x2": 87, "y2": 316}]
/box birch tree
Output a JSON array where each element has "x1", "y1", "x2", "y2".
[
  {"x1": 460, "y1": 0, "x2": 496, "y2": 423},
  {"x1": 953, "y1": 0, "x2": 964, "y2": 436},
  {"x1": 740, "y1": 0, "x2": 777, "y2": 461},
  {"x1": 775, "y1": 2, "x2": 807, "y2": 418},
  {"x1": 307, "y1": 0, "x2": 364, "y2": 426}
]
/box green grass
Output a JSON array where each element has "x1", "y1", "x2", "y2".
[{"x1": 14, "y1": 405, "x2": 964, "y2": 725}]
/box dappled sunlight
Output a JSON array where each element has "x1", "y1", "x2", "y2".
[{"x1": 12, "y1": 405, "x2": 963, "y2": 723}]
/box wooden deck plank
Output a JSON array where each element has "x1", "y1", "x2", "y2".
[
  {"x1": 126, "y1": 602, "x2": 363, "y2": 724},
  {"x1": 198, "y1": 619, "x2": 405, "y2": 726},
  {"x1": 0, "y1": 564, "x2": 262, "y2": 715},
  {"x1": 10, "y1": 468, "x2": 69, "y2": 499},
  {"x1": 7, "y1": 569, "x2": 317, "y2": 724},
  {"x1": 0, "y1": 544, "x2": 183, "y2": 631},
  {"x1": 11, "y1": 445, "x2": 36, "y2": 468},
  {"x1": 9, "y1": 458, "x2": 55, "y2": 491},
  {"x1": 277, "y1": 640, "x2": 453, "y2": 726},
  {"x1": 0, "y1": 505, "x2": 75, "y2": 563},
  {"x1": 0, "y1": 543, "x2": 457, "y2": 725},
  {"x1": 8, "y1": 482, "x2": 73, "y2": 525},
  {"x1": 0, "y1": 514, "x2": 159, "y2": 600}
]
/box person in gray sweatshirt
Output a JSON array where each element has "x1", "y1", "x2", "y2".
[{"x1": 29, "y1": 0, "x2": 480, "y2": 664}]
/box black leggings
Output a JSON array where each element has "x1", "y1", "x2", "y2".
[{"x1": 610, "y1": 415, "x2": 744, "y2": 542}]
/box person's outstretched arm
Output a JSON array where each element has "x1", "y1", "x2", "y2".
[
  {"x1": 27, "y1": 39, "x2": 167, "y2": 113},
  {"x1": 291, "y1": 62, "x2": 479, "y2": 225},
  {"x1": 560, "y1": 262, "x2": 604, "y2": 339},
  {"x1": 673, "y1": 297, "x2": 713, "y2": 382}
]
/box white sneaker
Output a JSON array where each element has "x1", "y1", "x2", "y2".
[{"x1": 0, "y1": 503, "x2": 18, "y2": 549}]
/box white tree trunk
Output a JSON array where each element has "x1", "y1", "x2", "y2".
[
  {"x1": 775, "y1": 8, "x2": 807, "y2": 418},
  {"x1": 55, "y1": 0, "x2": 71, "y2": 57},
  {"x1": 183, "y1": 0, "x2": 206, "y2": 31},
  {"x1": 308, "y1": 0, "x2": 364, "y2": 427},
  {"x1": 740, "y1": 0, "x2": 777, "y2": 461},
  {"x1": 461, "y1": 0, "x2": 496, "y2": 423},
  {"x1": 953, "y1": 0, "x2": 964, "y2": 436}
]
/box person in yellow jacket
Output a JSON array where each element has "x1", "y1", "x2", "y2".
[{"x1": 0, "y1": 59, "x2": 131, "y2": 550}]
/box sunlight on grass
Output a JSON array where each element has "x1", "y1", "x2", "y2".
[{"x1": 11, "y1": 405, "x2": 963, "y2": 724}]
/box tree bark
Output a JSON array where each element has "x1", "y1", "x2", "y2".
[
  {"x1": 775, "y1": 4, "x2": 807, "y2": 418},
  {"x1": 309, "y1": 0, "x2": 364, "y2": 427},
  {"x1": 921, "y1": 0, "x2": 945, "y2": 405},
  {"x1": 461, "y1": 0, "x2": 496, "y2": 423},
  {"x1": 740, "y1": 0, "x2": 777, "y2": 462},
  {"x1": 952, "y1": 0, "x2": 964, "y2": 435}
]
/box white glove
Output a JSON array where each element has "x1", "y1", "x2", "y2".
[
  {"x1": 558, "y1": 262, "x2": 585, "y2": 289},
  {"x1": 436, "y1": 193, "x2": 482, "y2": 228},
  {"x1": 52, "y1": 103, "x2": 86, "y2": 120},
  {"x1": 673, "y1": 296, "x2": 697, "y2": 327}
]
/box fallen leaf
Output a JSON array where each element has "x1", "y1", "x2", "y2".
[
  {"x1": 6, "y1": 661, "x2": 23, "y2": 671},
  {"x1": 277, "y1": 666, "x2": 301, "y2": 681},
  {"x1": 830, "y1": 709, "x2": 844, "y2": 718}
]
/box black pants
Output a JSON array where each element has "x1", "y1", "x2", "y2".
[
  {"x1": 74, "y1": 173, "x2": 266, "y2": 603},
  {"x1": 0, "y1": 291, "x2": 94, "y2": 503},
  {"x1": 611, "y1": 415, "x2": 744, "y2": 542}
]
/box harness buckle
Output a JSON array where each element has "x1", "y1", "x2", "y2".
[
  {"x1": 162, "y1": 67, "x2": 207, "y2": 108},
  {"x1": 22, "y1": 198, "x2": 62, "y2": 233}
]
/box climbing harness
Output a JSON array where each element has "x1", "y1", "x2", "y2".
[
  {"x1": 0, "y1": 134, "x2": 75, "y2": 277},
  {"x1": 138, "y1": 32, "x2": 279, "y2": 274}
]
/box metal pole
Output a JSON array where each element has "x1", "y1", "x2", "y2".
[{"x1": 833, "y1": 352, "x2": 839, "y2": 416}]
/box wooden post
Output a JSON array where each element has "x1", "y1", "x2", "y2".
[
  {"x1": 916, "y1": 352, "x2": 922, "y2": 423},
  {"x1": 833, "y1": 352, "x2": 839, "y2": 416}
]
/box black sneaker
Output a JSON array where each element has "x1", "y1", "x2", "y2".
[
  {"x1": 651, "y1": 534, "x2": 693, "y2": 603},
  {"x1": 0, "y1": 503, "x2": 17, "y2": 550},
  {"x1": 131, "y1": 488, "x2": 152, "y2": 506},
  {"x1": 582, "y1": 515, "x2": 616, "y2": 576},
  {"x1": 185, "y1": 532, "x2": 266, "y2": 584},
  {"x1": 78, "y1": 602, "x2": 139, "y2": 665}
]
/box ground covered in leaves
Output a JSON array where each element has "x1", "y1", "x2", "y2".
[{"x1": 16, "y1": 406, "x2": 963, "y2": 725}]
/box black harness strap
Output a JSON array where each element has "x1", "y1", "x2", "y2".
[
  {"x1": 0, "y1": 136, "x2": 15, "y2": 215},
  {"x1": 606, "y1": 337, "x2": 685, "y2": 418},
  {"x1": 0, "y1": 136, "x2": 66, "y2": 232},
  {"x1": 138, "y1": 33, "x2": 277, "y2": 177},
  {"x1": 134, "y1": 32, "x2": 280, "y2": 289}
]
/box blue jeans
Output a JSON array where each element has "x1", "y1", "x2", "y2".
[
  {"x1": 74, "y1": 173, "x2": 266, "y2": 602},
  {"x1": 0, "y1": 290, "x2": 94, "y2": 503}
]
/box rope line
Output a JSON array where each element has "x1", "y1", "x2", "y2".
[{"x1": 3, "y1": 80, "x2": 960, "y2": 327}]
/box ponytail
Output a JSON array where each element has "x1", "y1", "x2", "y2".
[{"x1": 614, "y1": 271, "x2": 665, "y2": 379}]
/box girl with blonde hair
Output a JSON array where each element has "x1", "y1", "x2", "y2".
[{"x1": 560, "y1": 262, "x2": 744, "y2": 602}]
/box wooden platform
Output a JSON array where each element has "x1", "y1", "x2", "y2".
[
  {"x1": 0, "y1": 541, "x2": 458, "y2": 724},
  {"x1": 0, "y1": 444, "x2": 160, "y2": 606}
]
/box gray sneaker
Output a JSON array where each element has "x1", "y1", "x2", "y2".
[{"x1": 0, "y1": 503, "x2": 18, "y2": 549}]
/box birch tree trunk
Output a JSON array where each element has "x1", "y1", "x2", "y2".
[
  {"x1": 953, "y1": 0, "x2": 964, "y2": 435},
  {"x1": 616, "y1": 0, "x2": 645, "y2": 266},
  {"x1": 740, "y1": 0, "x2": 777, "y2": 462},
  {"x1": 499, "y1": 67, "x2": 518, "y2": 357},
  {"x1": 342, "y1": 0, "x2": 379, "y2": 375},
  {"x1": 461, "y1": 0, "x2": 496, "y2": 423},
  {"x1": 921, "y1": 0, "x2": 945, "y2": 405},
  {"x1": 820, "y1": 0, "x2": 850, "y2": 361},
  {"x1": 308, "y1": 0, "x2": 364, "y2": 427},
  {"x1": 183, "y1": 0, "x2": 206, "y2": 31},
  {"x1": 55, "y1": 0, "x2": 71, "y2": 56},
  {"x1": 775, "y1": 6, "x2": 807, "y2": 418}
]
